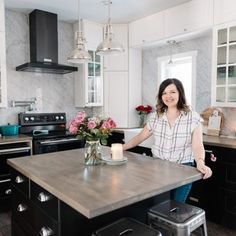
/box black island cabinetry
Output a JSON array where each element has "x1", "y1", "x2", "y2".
[{"x1": 187, "y1": 144, "x2": 236, "y2": 230}]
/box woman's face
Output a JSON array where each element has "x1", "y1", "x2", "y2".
[{"x1": 161, "y1": 84, "x2": 179, "y2": 108}]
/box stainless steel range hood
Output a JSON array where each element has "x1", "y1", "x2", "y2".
[{"x1": 16, "y1": 9, "x2": 77, "y2": 74}]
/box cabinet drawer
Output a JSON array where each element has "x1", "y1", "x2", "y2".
[
  {"x1": 11, "y1": 168, "x2": 29, "y2": 196},
  {"x1": 12, "y1": 186, "x2": 59, "y2": 236},
  {"x1": 0, "y1": 176, "x2": 12, "y2": 198},
  {"x1": 31, "y1": 180, "x2": 58, "y2": 221}
]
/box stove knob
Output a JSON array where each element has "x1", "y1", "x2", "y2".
[
  {"x1": 55, "y1": 116, "x2": 59, "y2": 120},
  {"x1": 30, "y1": 117, "x2": 35, "y2": 121},
  {"x1": 24, "y1": 117, "x2": 29, "y2": 121},
  {"x1": 60, "y1": 116, "x2": 64, "y2": 120}
]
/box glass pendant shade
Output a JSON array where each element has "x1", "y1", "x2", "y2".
[{"x1": 96, "y1": 1, "x2": 124, "y2": 56}]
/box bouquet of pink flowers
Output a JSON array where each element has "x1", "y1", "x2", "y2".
[{"x1": 69, "y1": 111, "x2": 116, "y2": 145}]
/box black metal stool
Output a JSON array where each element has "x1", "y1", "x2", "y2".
[
  {"x1": 93, "y1": 217, "x2": 162, "y2": 236},
  {"x1": 148, "y1": 200, "x2": 208, "y2": 236}
]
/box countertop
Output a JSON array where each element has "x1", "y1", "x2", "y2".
[
  {"x1": 114, "y1": 128, "x2": 236, "y2": 149},
  {"x1": 0, "y1": 134, "x2": 32, "y2": 144},
  {"x1": 7, "y1": 147, "x2": 202, "y2": 219},
  {"x1": 203, "y1": 135, "x2": 236, "y2": 149}
]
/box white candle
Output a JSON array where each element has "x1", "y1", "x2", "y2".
[{"x1": 111, "y1": 143, "x2": 123, "y2": 160}]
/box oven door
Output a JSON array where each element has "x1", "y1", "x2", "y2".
[{"x1": 33, "y1": 137, "x2": 84, "y2": 155}]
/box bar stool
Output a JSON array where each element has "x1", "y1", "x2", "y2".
[
  {"x1": 147, "y1": 200, "x2": 208, "y2": 236},
  {"x1": 93, "y1": 217, "x2": 162, "y2": 236}
]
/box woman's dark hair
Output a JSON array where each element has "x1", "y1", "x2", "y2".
[{"x1": 156, "y1": 78, "x2": 190, "y2": 115}]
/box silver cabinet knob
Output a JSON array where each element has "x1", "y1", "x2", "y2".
[
  {"x1": 17, "y1": 204, "x2": 27, "y2": 212},
  {"x1": 5, "y1": 189, "x2": 12, "y2": 195},
  {"x1": 15, "y1": 176, "x2": 24, "y2": 184},
  {"x1": 39, "y1": 226, "x2": 54, "y2": 236},
  {"x1": 37, "y1": 192, "x2": 51, "y2": 202}
]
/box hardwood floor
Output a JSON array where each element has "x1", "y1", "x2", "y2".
[{"x1": 0, "y1": 211, "x2": 235, "y2": 236}]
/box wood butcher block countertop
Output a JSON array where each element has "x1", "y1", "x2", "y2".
[{"x1": 7, "y1": 147, "x2": 202, "y2": 218}]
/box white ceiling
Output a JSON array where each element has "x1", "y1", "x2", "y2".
[{"x1": 5, "y1": 0, "x2": 191, "y2": 24}]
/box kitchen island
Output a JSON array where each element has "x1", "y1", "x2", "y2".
[{"x1": 8, "y1": 147, "x2": 202, "y2": 236}]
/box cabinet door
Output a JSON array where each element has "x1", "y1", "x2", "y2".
[
  {"x1": 0, "y1": 0, "x2": 5, "y2": 32},
  {"x1": 129, "y1": 11, "x2": 164, "y2": 48},
  {"x1": 103, "y1": 24, "x2": 128, "y2": 71},
  {"x1": 164, "y1": 0, "x2": 213, "y2": 38},
  {"x1": 214, "y1": 0, "x2": 236, "y2": 25},
  {"x1": 212, "y1": 22, "x2": 236, "y2": 107},
  {"x1": 74, "y1": 50, "x2": 103, "y2": 107},
  {"x1": 104, "y1": 71, "x2": 128, "y2": 127},
  {"x1": 0, "y1": 31, "x2": 7, "y2": 107},
  {"x1": 83, "y1": 20, "x2": 103, "y2": 50}
]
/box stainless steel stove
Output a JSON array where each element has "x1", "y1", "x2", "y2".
[{"x1": 18, "y1": 113, "x2": 84, "y2": 155}]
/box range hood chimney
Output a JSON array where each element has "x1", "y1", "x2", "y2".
[{"x1": 16, "y1": 9, "x2": 77, "y2": 74}]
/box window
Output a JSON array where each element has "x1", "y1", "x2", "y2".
[{"x1": 157, "y1": 51, "x2": 197, "y2": 109}]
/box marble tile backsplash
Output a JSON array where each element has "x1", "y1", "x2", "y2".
[
  {"x1": 142, "y1": 34, "x2": 236, "y2": 137},
  {"x1": 0, "y1": 10, "x2": 82, "y2": 126}
]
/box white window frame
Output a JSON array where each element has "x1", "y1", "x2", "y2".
[{"x1": 157, "y1": 51, "x2": 198, "y2": 110}]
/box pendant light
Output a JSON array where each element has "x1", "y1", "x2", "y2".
[
  {"x1": 96, "y1": 0, "x2": 124, "y2": 56},
  {"x1": 167, "y1": 40, "x2": 176, "y2": 65},
  {"x1": 67, "y1": 0, "x2": 91, "y2": 64}
]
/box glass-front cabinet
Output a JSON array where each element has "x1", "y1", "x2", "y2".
[
  {"x1": 74, "y1": 50, "x2": 103, "y2": 107},
  {"x1": 212, "y1": 22, "x2": 236, "y2": 106}
]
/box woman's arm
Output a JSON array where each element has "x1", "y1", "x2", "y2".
[
  {"x1": 192, "y1": 125, "x2": 212, "y2": 179},
  {"x1": 123, "y1": 125, "x2": 152, "y2": 151}
]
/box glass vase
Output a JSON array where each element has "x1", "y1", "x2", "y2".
[
  {"x1": 139, "y1": 113, "x2": 147, "y2": 128},
  {"x1": 84, "y1": 140, "x2": 102, "y2": 166}
]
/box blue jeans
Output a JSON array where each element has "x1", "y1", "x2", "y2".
[{"x1": 170, "y1": 162, "x2": 194, "y2": 203}]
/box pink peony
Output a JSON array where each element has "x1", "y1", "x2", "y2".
[
  {"x1": 101, "y1": 121, "x2": 110, "y2": 129},
  {"x1": 76, "y1": 111, "x2": 86, "y2": 123},
  {"x1": 87, "y1": 120, "x2": 97, "y2": 129},
  {"x1": 107, "y1": 118, "x2": 116, "y2": 128},
  {"x1": 69, "y1": 125, "x2": 78, "y2": 134}
]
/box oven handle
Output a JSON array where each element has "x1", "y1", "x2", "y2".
[
  {"x1": 0, "y1": 147, "x2": 31, "y2": 155},
  {"x1": 38, "y1": 138, "x2": 79, "y2": 145}
]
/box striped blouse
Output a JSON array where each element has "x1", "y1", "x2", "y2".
[{"x1": 146, "y1": 110, "x2": 202, "y2": 164}]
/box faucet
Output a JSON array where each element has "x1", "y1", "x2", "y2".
[{"x1": 12, "y1": 98, "x2": 37, "y2": 111}]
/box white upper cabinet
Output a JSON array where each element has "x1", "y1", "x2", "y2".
[
  {"x1": 83, "y1": 20, "x2": 103, "y2": 50},
  {"x1": 103, "y1": 24, "x2": 128, "y2": 71},
  {"x1": 164, "y1": 0, "x2": 213, "y2": 38},
  {"x1": 214, "y1": 0, "x2": 236, "y2": 25},
  {"x1": 211, "y1": 21, "x2": 236, "y2": 107},
  {"x1": 129, "y1": 12, "x2": 164, "y2": 48},
  {"x1": 74, "y1": 21, "x2": 103, "y2": 107},
  {"x1": 0, "y1": 0, "x2": 5, "y2": 32}
]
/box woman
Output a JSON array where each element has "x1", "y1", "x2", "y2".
[{"x1": 123, "y1": 78, "x2": 212, "y2": 203}]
